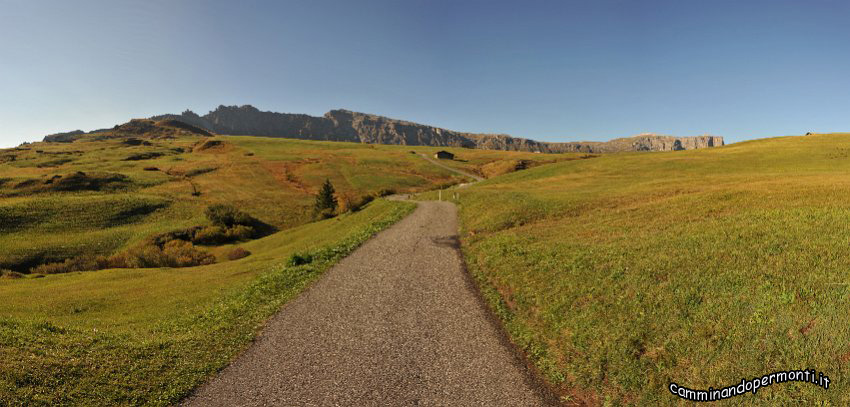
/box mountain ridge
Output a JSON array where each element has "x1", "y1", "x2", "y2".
[{"x1": 46, "y1": 105, "x2": 724, "y2": 153}]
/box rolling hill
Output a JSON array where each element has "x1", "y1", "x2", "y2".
[
  {"x1": 425, "y1": 132, "x2": 850, "y2": 405},
  {"x1": 9, "y1": 119, "x2": 569, "y2": 273},
  {"x1": 7, "y1": 119, "x2": 841, "y2": 405},
  {"x1": 0, "y1": 121, "x2": 580, "y2": 405}
]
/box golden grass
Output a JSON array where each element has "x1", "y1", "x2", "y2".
[{"x1": 441, "y1": 133, "x2": 850, "y2": 405}]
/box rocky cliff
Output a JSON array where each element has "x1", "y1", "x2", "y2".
[
  {"x1": 542, "y1": 133, "x2": 724, "y2": 153},
  {"x1": 53, "y1": 105, "x2": 724, "y2": 153}
]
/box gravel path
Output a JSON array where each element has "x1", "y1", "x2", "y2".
[{"x1": 182, "y1": 201, "x2": 555, "y2": 406}]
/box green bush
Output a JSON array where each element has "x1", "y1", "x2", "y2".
[
  {"x1": 287, "y1": 252, "x2": 314, "y2": 267},
  {"x1": 226, "y1": 224, "x2": 254, "y2": 241},
  {"x1": 116, "y1": 241, "x2": 214, "y2": 269},
  {"x1": 348, "y1": 194, "x2": 374, "y2": 213},
  {"x1": 191, "y1": 226, "x2": 228, "y2": 245},
  {"x1": 316, "y1": 208, "x2": 336, "y2": 220},
  {"x1": 31, "y1": 255, "x2": 111, "y2": 274},
  {"x1": 162, "y1": 240, "x2": 215, "y2": 267},
  {"x1": 118, "y1": 245, "x2": 170, "y2": 269},
  {"x1": 191, "y1": 224, "x2": 255, "y2": 245},
  {"x1": 28, "y1": 241, "x2": 219, "y2": 272},
  {"x1": 205, "y1": 204, "x2": 255, "y2": 227}
]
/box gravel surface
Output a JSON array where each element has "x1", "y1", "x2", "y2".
[{"x1": 182, "y1": 201, "x2": 556, "y2": 406}]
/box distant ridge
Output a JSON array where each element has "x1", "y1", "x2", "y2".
[
  {"x1": 150, "y1": 105, "x2": 723, "y2": 153},
  {"x1": 46, "y1": 105, "x2": 725, "y2": 153}
]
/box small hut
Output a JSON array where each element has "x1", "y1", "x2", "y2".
[{"x1": 434, "y1": 150, "x2": 454, "y2": 160}]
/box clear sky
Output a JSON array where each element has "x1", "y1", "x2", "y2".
[{"x1": 2, "y1": 0, "x2": 850, "y2": 148}]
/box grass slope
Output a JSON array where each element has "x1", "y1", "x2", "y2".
[
  {"x1": 1, "y1": 128, "x2": 562, "y2": 405},
  {"x1": 407, "y1": 145, "x2": 592, "y2": 179},
  {"x1": 0, "y1": 134, "x2": 468, "y2": 271},
  {"x1": 445, "y1": 133, "x2": 850, "y2": 405},
  {"x1": 0, "y1": 199, "x2": 415, "y2": 406}
]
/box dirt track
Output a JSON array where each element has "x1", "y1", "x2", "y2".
[
  {"x1": 182, "y1": 201, "x2": 556, "y2": 406},
  {"x1": 418, "y1": 153, "x2": 485, "y2": 181}
]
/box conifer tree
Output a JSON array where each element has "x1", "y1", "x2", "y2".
[{"x1": 315, "y1": 178, "x2": 338, "y2": 213}]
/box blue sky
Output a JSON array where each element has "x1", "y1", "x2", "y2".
[{"x1": 2, "y1": 0, "x2": 850, "y2": 148}]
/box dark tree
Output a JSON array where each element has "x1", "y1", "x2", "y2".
[{"x1": 315, "y1": 179, "x2": 338, "y2": 213}]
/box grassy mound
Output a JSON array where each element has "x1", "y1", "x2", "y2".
[
  {"x1": 2, "y1": 172, "x2": 133, "y2": 197},
  {"x1": 155, "y1": 119, "x2": 213, "y2": 137},
  {"x1": 0, "y1": 195, "x2": 170, "y2": 271},
  {"x1": 192, "y1": 139, "x2": 223, "y2": 152}
]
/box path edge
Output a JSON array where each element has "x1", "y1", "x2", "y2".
[
  {"x1": 449, "y1": 213, "x2": 568, "y2": 407},
  {"x1": 177, "y1": 200, "x2": 417, "y2": 406}
]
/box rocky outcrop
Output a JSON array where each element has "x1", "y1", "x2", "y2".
[
  {"x1": 42, "y1": 127, "x2": 113, "y2": 143},
  {"x1": 40, "y1": 105, "x2": 719, "y2": 153},
  {"x1": 543, "y1": 133, "x2": 724, "y2": 153},
  {"x1": 43, "y1": 130, "x2": 85, "y2": 143}
]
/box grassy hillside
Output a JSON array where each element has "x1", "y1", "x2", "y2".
[
  {"x1": 0, "y1": 124, "x2": 575, "y2": 405},
  {"x1": 0, "y1": 128, "x2": 476, "y2": 273},
  {"x1": 438, "y1": 133, "x2": 850, "y2": 405},
  {"x1": 0, "y1": 199, "x2": 414, "y2": 405},
  {"x1": 410, "y1": 146, "x2": 592, "y2": 178}
]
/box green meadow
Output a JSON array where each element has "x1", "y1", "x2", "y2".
[
  {"x1": 8, "y1": 122, "x2": 849, "y2": 405},
  {"x1": 0, "y1": 124, "x2": 564, "y2": 405},
  {"x1": 433, "y1": 133, "x2": 850, "y2": 405},
  {"x1": 0, "y1": 199, "x2": 414, "y2": 405},
  {"x1": 0, "y1": 130, "x2": 469, "y2": 272}
]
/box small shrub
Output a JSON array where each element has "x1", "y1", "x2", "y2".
[
  {"x1": 31, "y1": 262, "x2": 66, "y2": 274},
  {"x1": 227, "y1": 247, "x2": 251, "y2": 260},
  {"x1": 121, "y1": 245, "x2": 170, "y2": 269},
  {"x1": 192, "y1": 226, "x2": 228, "y2": 245},
  {"x1": 287, "y1": 252, "x2": 314, "y2": 266},
  {"x1": 143, "y1": 167, "x2": 159, "y2": 171},
  {"x1": 191, "y1": 224, "x2": 255, "y2": 245},
  {"x1": 205, "y1": 204, "x2": 255, "y2": 227},
  {"x1": 30, "y1": 255, "x2": 111, "y2": 274},
  {"x1": 162, "y1": 240, "x2": 215, "y2": 267},
  {"x1": 119, "y1": 241, "x2": 214, "y2": 268},
  {"x1": 150, "y1": 226, "x2": 202, "y2": 247},
  {"x1": 348, "y1": 194, "x2": 374, "y2": 212},
  {"x1": 105, "y1": 253, "x2": 131, "y2": 269},
  {"x1": 316, "y1": 208, "x2": 336, "y2": 220},
  {"x1": 226, "y1": 224, "x2": 255, "y2": 241}
]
